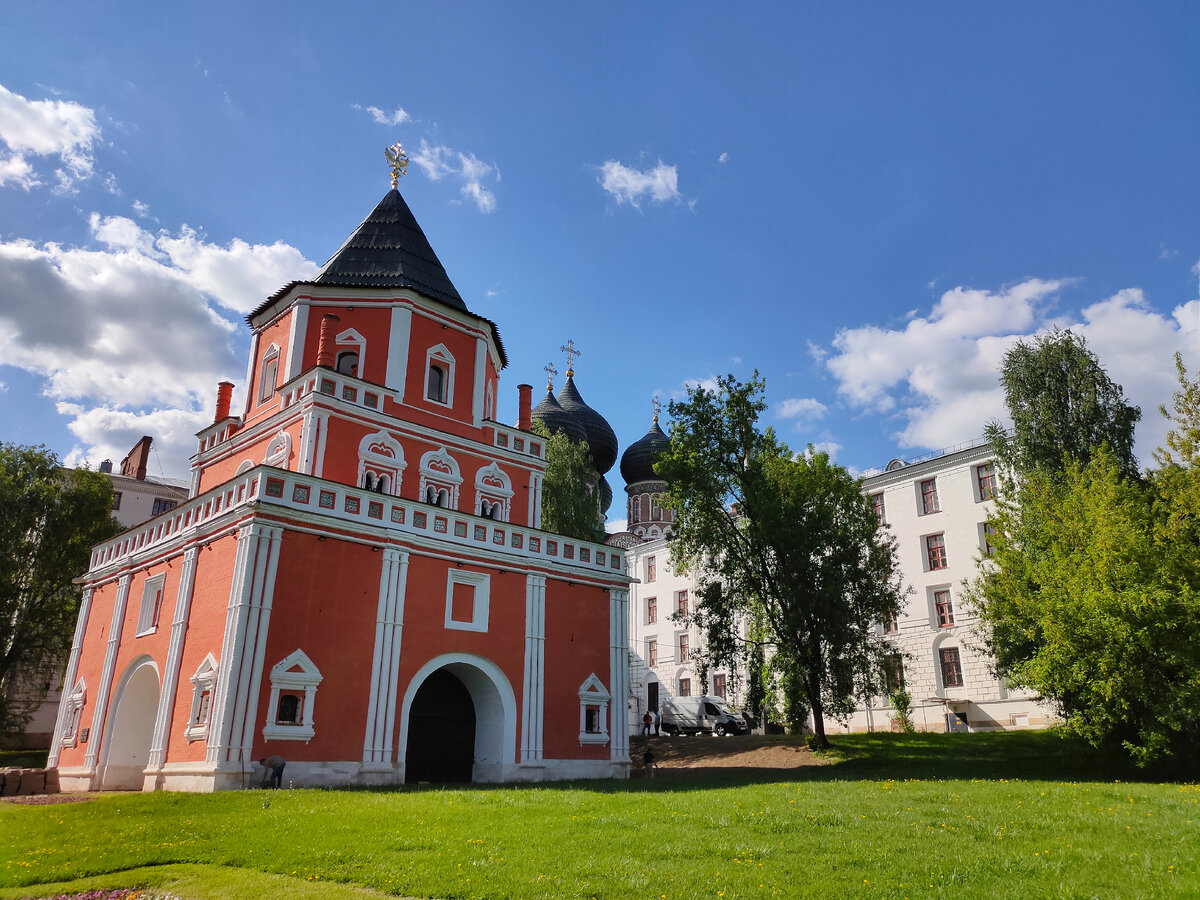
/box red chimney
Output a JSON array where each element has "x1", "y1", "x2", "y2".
[
  {"x1": 120, "y1": 435, "x2": 153, "y2": 481},
  {"x1": 517, "y1": 384, "x2": 532, "y2": 430},
  {"x1": 214, "y1": 381, "x2": 234, "y2": 422},
  {"x1": 317, "y1": 314, "x2": 341, "y2": 368}
]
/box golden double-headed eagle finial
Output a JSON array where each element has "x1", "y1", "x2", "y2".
[{"x1": 385, "y1": 142, "x2": 409, "y2": 188}]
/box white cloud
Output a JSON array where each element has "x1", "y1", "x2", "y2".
[
  {"x1": 677, "y1": 375, "x2": 721, "y2": 397},
  {"x1": 606, "y1": 517, "x2": 629, "y2": 535},
  {"x1": 718, "y1": 152, "x2": 729, "y2": 164},
  {"x1": 364, "y1": 105, "x2": 410, "y2": 126},
  {"x1": 0, "y1": 218, "x2": 317, "y2": 474},
  {"x1": 132, "y1": 199, "x2": 151, "y2": 218},
  {"x1": 824, "y1": 278, "x2": 1199, "y2": 465},
  {"x1": 776, "y1": 397, "x2": 828, "y2": 421},
  {"x1": 0, "y1": 83, "x2": 100, "y2": 191},
  {"x1": 597, "y1": 160, "x2": 680, "y2": 208},
  {"x1": 409, "y1": 140, "x2": 499, "y2": 213}
]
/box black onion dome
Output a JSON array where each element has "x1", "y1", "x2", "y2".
[
  {"x1": 557, "y1": 375, "x2": 618, "y2": 475},
  {"x1": 531, "y1": 390, "x2": 589, "y2": 445},
  {"x1": 599, "y1": 475, "x2": 613, "y2": 515},
  {"x1": 620, "y1": 420, "x2": 669, "y2": 486}
]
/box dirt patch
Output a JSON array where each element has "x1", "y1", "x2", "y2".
[
  {"x1": 631, "y1": 734, "x2": 825, "y2": 777},
  {"x1": 3, "y1": 794, "x2": 98, "y2": 806}
]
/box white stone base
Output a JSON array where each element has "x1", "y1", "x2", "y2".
[{"x1": 841, "y1": 696, "x2": 1059, "y2": 734}]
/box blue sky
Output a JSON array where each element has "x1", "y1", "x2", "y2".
[{"x1": 1, "y1": 2, "x2": 1197, "y2": 527}]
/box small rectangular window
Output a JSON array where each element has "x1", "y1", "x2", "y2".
[
  {"x1": 136, "y1": 573, "x2": 166, "y2": 635},
  {"x1": 112, "y1": 491, "x2": 122, "y2": 511},
  {"x1": 713, "y1": 673, "x2": 727, "y2": 700},
  {"x1": 976, "y1": 463, "x2": 997, "y2": 501},
  {"x1": 884, "y1": 655, "x2": 905, "y2": 693},
  {"x1": 648, "y1": 639, "x2": 657, "y2": 667},
  {"x1": 934, "y1": 589, "x2": 955, "y2": 627},
  {"x1": 678, "y1": 634, "x2": 689, "y2": 662},
  {"x1": 152, "y1": 498, "x2": 177, "y2": 517},
  {"x1": 646, "y1": 555, "x2": 656, "y2": 582},
  {"x1": 884, "y1": 611, "x2": 899, "y2": 634},
  {"x1": 678, "y1": 677, "x2": 691, "y2": 697},
  {"x1": 676, "y1": 590, "x2": 688, "y2": 616},
  {"x1": 920, "y1": 479, "x2": 940, "y2": 515},
  {"x1": 646, "y1": 596, "x2": 657, "y2": 625},
  {"x1": 926, "y1": 533, "x2": 948, "y2": 570},
  {"x1": 982, "y1": 522, "x2": 998, "y2": 557},
  {"x1": 260, "y1": 355, "x2": 279, "y2": 402},
  {"x1": 871, "y1": 492, "x2": 885, "y2": 524},
  {"x1": 939, "y1": 647, "x2": 964, "y2": 688}
]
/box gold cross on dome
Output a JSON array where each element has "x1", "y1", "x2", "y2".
[
  {"x1": 385, "y1": 142, "x2": 409, "y2": 188},
  {"x1": 560, "y1": 339, "x2": 580, "y2": 377},
  {"x1": 544, "y1": 361, "x2": 558, "y2": 391},
  {"x1": 652, "y1": 394, "x2": 661, "y2": 424}
]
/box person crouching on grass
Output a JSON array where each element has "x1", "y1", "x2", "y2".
[{"x1": 259, "y1": 754, "x2": 286, "y2": 788}]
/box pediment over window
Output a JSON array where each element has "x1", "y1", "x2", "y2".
[
  {"x1": 578, "y1": 673, "x2": 611, "y2": 701},
  {"x1": 270, "y1": 649, "x2": 323, "y2": 687}
]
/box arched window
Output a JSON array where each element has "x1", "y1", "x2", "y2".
[
  {"x1": 357, "y1": 431, "x2": 405, "y2": 497},
  {"x1": 424, "y1": 344, "x2": 455, "y2": 406},
  {"x1": 474, "y1": 462, "x2": 513, "y2": 522},
  {"x1": 335, "y1": 328, "x2": 366, "y2": 379},
  {"x1": 259, "y1": 344, "x2": 281, "y2": 403},
  {"x1": 419, "y1": 447, "x2": 462, "y2": 510},
  {"x1": 336, "y1": 350, "x2": 359, "y2": 376}
]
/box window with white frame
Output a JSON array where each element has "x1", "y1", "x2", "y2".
[
  {"x1": 444, "y1": 569, "x2": 490, "y2": 633},
  {"x1": 646, "y1": 596, "x2": 657, "y2": 625},
  {"x1": 259, "y1": 344, "x2": 280, "y2": 403},
  {"x1": 335, "y1": 327, "x2": 365, "y2": 378},
  {"x1": 646, "y1": 555, "x2": 656, "y2": 582},
  {"x1": 647, "y1": 639, "x2": 657, "y2": 667},
  {"x1": 151, "y1": 497, "x2": 178, "y2": 517},
  {"x1": 60, "y1": 679, "x2": 86, "y2": 746},
  {"x1": 676, "y1": 590, "x2": 689, "y2": 616},
  {"x1": 357, "y1": 431, "x2": 406, "y2": 496},
  {"x1": 424, "y1": 344, "x2": 455, "y2": 405},
  {"x1": 474, "y1": 462, "x2": 513, "y2": 521},
  {"x1": 185, "y1": 653, "x2": 217, "y2": 742},
  {"x1": 577, "y1": 673, "x2": 610, "y2": 744},
  {"x1": 678, "y1": 677, "x2": 692, "y2": 697},
  {"x1": 713, "y1": 673, "x2": 727, "y2": 700},
  {"x1": 262, "y1": 649, "x2": 323, "y2": 742},
  {"x1": 871, "y1": 492, "x2": 886, "y2": 524},
  {"x1": 263, "y1": 430, "x2": 292, "y2": 468},
  {"x1": 419, "y1": 447, "x2": 462, "y2": 510},
  {"x1": 678, "y1": 633, "x2": 690, "y2": 662},
  {"x1": 136, "y1": 573, "x2": 166, "y2": 636}
]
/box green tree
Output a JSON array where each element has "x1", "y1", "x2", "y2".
[
  {"x1": 531, "y1": 421, "x2": 604, "y2": 543},
  {"x1": 986, "y1": 329, "x2": 1141, "y2": 480},
  {"x1": 973, "y1": 344, "x2": 1200, "y2": 763},
  {"x1": 657, "y1": 374, "x2": 906, "y2": 747},
  {"x1": 0, "y1": 444, "x2": 120, "y2": 740}
]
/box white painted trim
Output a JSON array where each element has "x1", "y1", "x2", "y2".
[
  {"x1": 263, "y1": 430, "x2": 292, "y2": 468},
  {"x1": 423, "y1": 343, "x2": 455, "y2": 407},
  {"x1": 385, "y1": 306, "x2": 413, "y2": 398},
  {"x1": 285, "y1": 301, "x2": 309, "y2": 381},
  {"x1": 262, "y1": 648, "x2": 323, "y2": 742},
  {"x1": 242, "y1": 333, "x2": 260, "y2": 418},
  {"x1": 356, "y1": 430, "x2": 407, "y2": 495},
  {"x1": 148, "y1": 547, "x2": 199, "y2": 764},
  {"x1": 85, "y1": 574, "x2": 131, "y2": 771},
  {"x1": 48, "y1": 588, "x2": 94, "y2": 767},
  {"x1": 184, "y1": 651, "x2": 218, "y2": 743},
  {"x1": 135, "y1": 572, "x2": 167, "y2": 636},
  {"x1": 444, "y1": 569, "x2": 490, "y2": 632},
  {"x1": 335, "y1": 327, "x2": 367, "y2": 378},
  {"x1": 609, "y1": 588, "x2": 630, "y2": 761},
  {"x1": 578, "y1": 673, "x2": 611, "y2": 745},
  {"x1": 97, "y1": 654, "x2": 160, "y2": 785},
  {"x1": 362, "y1": 548, "x2": 410, "y2": 766},
  {"x1": 521, "y1": 574, "x2": 546, "y2": 764},
  {"x1": 472, "y1": 336, "x2": 487, "y2": 426}
]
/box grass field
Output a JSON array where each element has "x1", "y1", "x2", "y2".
[{"x1": 1, "y1": 732, "x2": 1196, "y2": 899}]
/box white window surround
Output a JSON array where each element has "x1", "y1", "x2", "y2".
[
  {"x1": 60, "y1": 679, "x2": 86, "y2": 747},
  {"x1": 259, "y1": 343, "x2": 281, "y2": 403},
  {"x1": 235, "y1": 459, "x2": 255, "y2": 476},
  {"x1": 578, "y1": 673, "x2": 611, "y2": 745},
  {"x1": 185, "y1": 653, "x2": 218, "y2": 742},
  {"x1": 357, "y1": 430, "x2": 407, "y2": 496},
  {"x1": 262, "y1": 649, "x2": 323, "y2": 742},
  {"x1": 424, "y1": 343, "x2": 455, "y2": 407},
  {"x1": 484, "y1": 381, "x2": 495, "y2": 420},
  {"x1": 419, "y1": 446, "x2": 463, "y2": 510},
  {"x1": 263, "y1": 430, "x2": 292, "y2": 468},
  {"x1": 135, "y1": 573, "x2": 166, "y2": 636},
  {"x1": 473, "y1": 462, "x2": 513, "y2": 521},
  {"x1": 335, "y1": 327, "x2": 366, "y2": 378},
  {"x1": 445, "y1": 569, "x2": 491, "y2": 633}
]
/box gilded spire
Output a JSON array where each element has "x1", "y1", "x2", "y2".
[
  {"x1": 544, "y1": 361, "x2": 558, "y2": 392},
  {"x1": 559, "y1": 339, "x2": 580, "y2": 377},
  {"x1": 385, "y1": 141, "x2": 409, "y2": 189}
]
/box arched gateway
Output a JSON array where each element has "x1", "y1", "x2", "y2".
[{"x1": 99, "y1": 657, "x2": 159, "y2": 790}]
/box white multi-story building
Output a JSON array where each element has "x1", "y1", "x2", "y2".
[{"x1": 611, "y1": 427, "x2": 1057, "y2": 736}]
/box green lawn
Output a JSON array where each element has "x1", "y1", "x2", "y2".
[{"x1": 2, "y1": 732, "x2": 1196, "y2": 899}]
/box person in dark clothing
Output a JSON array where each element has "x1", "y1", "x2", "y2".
[
  {"x1": 642, "y1": 748, "x2": 657, "y2": 777},
  {"x1": 259, "y1": 754, "x2": 286, "y2": 788}
]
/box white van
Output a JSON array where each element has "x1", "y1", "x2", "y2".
[{"x1": 659, "y1": 695, "x2": 749, "y2": 736}]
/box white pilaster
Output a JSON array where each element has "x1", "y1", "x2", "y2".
[
  {"x1": 472, "y1": 335, "x2": 487, "y2": 426},
  {"x1": 47, "y1": 587, "x2": 94, "y2": 768},
  {"x1": 147, "y1": 547, "x2": 199, "y2": 768},
  {"x1": 84, "y1": 574, "x2": 131, "y2": 770},
  {"x1": 362, "y1": 548, "x2": 410, "y2": 766},
  {"x1": 609, "y1": 588, "x2": 630, "y2": 762},
  {"x1": 285, "y1": 301, "x2": 309, "y2": 381},
  {"x1": 385, "y1": 306, "x2": 413, "y2": 399},
  {"x1": 298, "y1": 409, "x2": 318, "y2": 475},
  {"x1": 521, "y1": 574, "x2": 547, "y2": 763},
  {"x1": 313, "y1": 410, "x2": 330, "y2": 478}
]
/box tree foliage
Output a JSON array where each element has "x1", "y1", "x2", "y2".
[
  {"x1": 657, "y1": 374, "x2": 905, "y2": 746},
  {"x1": 0, "y1": 444, "x2": 120, "y2": 739},
  {"x1": 986, "y1": 328, "x2": 1141, "y2": 481},
  {"x1": 973, "y1": 345, "x2": 1200, "y2": 763},
  {"x1": 531, "y1": 421, "x2": 604, "y2": 543}
]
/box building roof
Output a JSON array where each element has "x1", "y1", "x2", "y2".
[
  {"x1": 557, "y1": 374, "x2": 618, "y2": 476},
  {"x1": 620, "y1": 419, "x2": 669, "y2": 486},
  {"x1": 531, "y1": 389, "x2": 589, "y2": 445},
  {"x1": 249, "y1": 188, "x2": 508, "y2": 368}
]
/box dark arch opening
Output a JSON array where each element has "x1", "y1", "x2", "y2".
[{"x1": 405, "y1": 668, "x2": 476, "y2": 783}]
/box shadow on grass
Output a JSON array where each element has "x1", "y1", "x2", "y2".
[{"x1": 336, "y1": 729, "x2": 1191, "y2": 796}]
